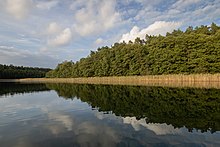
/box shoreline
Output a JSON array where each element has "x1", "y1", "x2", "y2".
[{"x1": 1, "y1": 74, "x2": 220, "y2": 89}]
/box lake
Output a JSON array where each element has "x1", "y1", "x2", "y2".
[{"x1": 0, "y1": 83, "x2": 220, "y2": 147}]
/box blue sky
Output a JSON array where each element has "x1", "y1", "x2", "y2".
[{"x1": 0, "y1": 0, "x2": 219, "y2": 68}]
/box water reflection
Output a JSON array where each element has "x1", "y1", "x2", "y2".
[
  {"x1": 0, "y1": 82, "x2": 50, "y2": 97},
  {"x1": 0, "y1": 83, "x2": 220, "y2": 146},
  {"x1": 46, "y1": 83, "x2": 220, "y2": 133}
]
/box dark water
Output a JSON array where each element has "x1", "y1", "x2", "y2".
[{"x1": 0, "y1": 83, "x2": 220, "y2": 147}]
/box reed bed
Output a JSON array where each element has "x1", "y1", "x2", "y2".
[{"x1": 2, "y1": 74, "x2": 219, "y2": 89}]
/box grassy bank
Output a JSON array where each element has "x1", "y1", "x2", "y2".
[{"x1": 1, "y1": 74, "x2": 220, "y2": 89}]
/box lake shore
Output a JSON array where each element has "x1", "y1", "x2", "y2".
[{"x1": 1, "y1": 74, "x2": 220, "y2": 89}]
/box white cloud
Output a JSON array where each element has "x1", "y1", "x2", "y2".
[
  {"x1": 36, "y1": 0, "x2": 59, "y2": 10},
  {"x1": 145, "y1": 123, "x2": 181, "y2": 135},
  {"x1": 47, "y1": 22, "x2": 62, "y2": 35},
  {"x1": 0, "y1": 46, "x2": 58, "y2": 67},
  {"x1": 0, "y1": 0, "x2": 219, "y2": 68},
  {"x1": 48, "y1": 28, "x2": 72, "y2": 47},
  {"x1": 120, "y1": 0, "x2": 163, "y2": 6},
  {"x1": 171, "y1": 0, "x2": 201, "y2": 10},
  {"x1": 6, "y1": 0, "x2": 33, "y2": 19},
  {"x1": 123, "y1": 117, "x2": 181, "y2": 135},
  {"x1": 120, "y1": 21, "x2": 182, "y2": 43},
  {"x1": 47, "y1": 113, "x2": 73, "y2": 131},
  {"x1": 95, "y1": 38, "x2": 104, "y2": 45},
  {"x1": 74, "y1": 121, "x2": 120, "y2": 146},
  {"x1": 72, "y1": 0, "x2": 121, "y2": 36}
]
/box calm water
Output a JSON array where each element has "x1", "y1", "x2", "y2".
[{"x1": 0, "y1": 83, "x2": 220, "y2": 147}]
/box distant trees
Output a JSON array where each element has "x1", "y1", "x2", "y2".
[
  {"x1": 0, "y1": 64, "x2": 51, "y2": 79},
  {"x1": 46, "y1": 23, "x2": 220, "y2": 78}
]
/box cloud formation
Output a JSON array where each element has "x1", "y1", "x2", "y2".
[
  {"x1": 94, "y1": 38, "x2": 104, "y2": 45},
  {"x1": 0, "y1": 45, "x2": 58, "y2": 67},
  {"x1": 120, "y1": 21, "x2": 182, "y2": 43},
  {"x1": 36, "y1": 0, "x2": 59, "y2": 10},
  {"x1": 171, "y1": 0, "x2": 201, "y2": 10},
  {"x1": 123, "y1": 117, "x2": 181, "y2": 135},
  {"x1": 0, "y1": 0, "x2": 219, "y2": 67},
  {"x1": 72, "y1": 0, "x2": 121, "y2": 36},
  {"x1": 6, "y1": 0, "x2": 33, "y2": 19},
  {"x1": 47, "y1": 22, "x2": 62, "y2": 35},
  {"x1": 48, "y1": 28, "x2": 72, "y2": 47}
]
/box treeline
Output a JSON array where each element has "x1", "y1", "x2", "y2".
[
  {"x1": 0, "y1": 64, "x2": 51, "y2": 79},
  {"x1": 47, "y1": 83, "x2": 220, "y2": 133},
  {"x1": 46, "y1": 23, "x2": 220, "y2": 78}
]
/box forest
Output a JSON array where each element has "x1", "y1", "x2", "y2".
[
  {"x1": 47, "y1": 83, "x2": 220, "y2": 133},
  {"x1": 46, "y1": 23, "x2": 220, "y2": 78},
  {"x1": 0, "y1": 64, "x2": 51, "y2": 79}
]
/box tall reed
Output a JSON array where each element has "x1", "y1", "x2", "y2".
[{"x1": 7, "y1": 74, "x2": 220, "y2": 89}]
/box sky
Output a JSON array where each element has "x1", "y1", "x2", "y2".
[{"x1": 0, "y1": 0, "x2": 219, "y2": 68}]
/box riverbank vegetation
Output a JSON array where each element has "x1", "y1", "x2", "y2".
[
  {"x1": 0, "y1": 64, "x2": 51, "y2": 79},
  {"x1": 12, "y1": 74, "x2": 220, "y2": 89},
  {"x1": 46, "y1": 23, "x2": 220, "y2": 78}
]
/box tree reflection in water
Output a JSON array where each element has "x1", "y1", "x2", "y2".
[{"x1": 47, "y1": 83, "x2": 220, "y2": 133}]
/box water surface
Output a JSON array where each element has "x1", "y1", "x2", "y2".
[{"x1": 0, "y1": 83, "x2": 220, "y2": 146}]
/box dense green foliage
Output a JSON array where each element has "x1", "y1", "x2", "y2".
[
  {"x1": 0, "y1": 83, "x2": 50, "y2": 96},
  {"x1": 0, "y1": 64, "x2": 51, "y2": 79},
  {"x1": 47, "y1": 23, "x2": 220, "y2": 77},
  {"x1": 47, "y1": 83, "x2": 220, "y2": 133}
]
